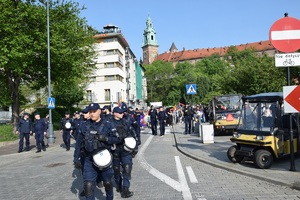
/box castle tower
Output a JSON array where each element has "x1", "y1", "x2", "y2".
[{"x1": 142, "y1": 14, "x2": 159, "y2": 65}]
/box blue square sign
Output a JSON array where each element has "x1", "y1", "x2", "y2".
[
  {"x1": 48, "y1": 97, "x2": 55, "y2": 109},
  {"x1": 186, "y1": 84, "x2": 196, "y2": 95}
]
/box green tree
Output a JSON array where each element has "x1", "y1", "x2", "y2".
[{"x1": 0, "y1": 0, "x2": 96, "y2": 125}]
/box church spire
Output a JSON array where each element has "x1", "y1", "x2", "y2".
[
  {"x1": 142, "y1": 14, "x2": 159, "y2": 65},
  {"x1": 142, "y1": 14, "x2": 158, "y2": 47}
]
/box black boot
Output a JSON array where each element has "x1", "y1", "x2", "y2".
[{"x1": 121, "y1": 187, "x2": 133, "y2": 198}]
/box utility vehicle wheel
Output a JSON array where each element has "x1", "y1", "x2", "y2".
[
  {"x1": 227, "y1": 145, "x2": 244, "y2": 163},
  {"x1": 254, "y1": 149, "x2": 273, "y2": 169}
]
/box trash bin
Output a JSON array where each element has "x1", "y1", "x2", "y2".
[{"x1": 200, "y1": 123, "x2": 214, "y2": 143}]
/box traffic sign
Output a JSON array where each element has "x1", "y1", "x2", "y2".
[
  {"x1": 48, "y1": 97, "x2": 55, "y2": 109},
  {"x1": 186, "y1": 84, "x2": 196, "y2": 95},
  {"x1": 269, "y1": 17, "x2": 300, "y2": 53},
  {"x1": 283, "y1": 86, "x2": 300, "y2": 113},
  {"x1": 275, "y1": 53, "x2": 300, "y2": 67}
]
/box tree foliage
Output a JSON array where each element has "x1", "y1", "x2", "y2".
[
  {"x1": 0, "y1": 0, "x2": 97, "y2": 125},
  {"x1": 145, "y1": 47, "x2": 295, "y2": 106}
]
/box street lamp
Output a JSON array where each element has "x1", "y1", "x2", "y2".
[{"x1": 47, "y1": 0, "x2": 55, "y2": 144}]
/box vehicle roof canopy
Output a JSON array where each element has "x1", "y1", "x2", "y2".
[{"x1": 242, "y1": 92, "x2": 283, "y2": 103}]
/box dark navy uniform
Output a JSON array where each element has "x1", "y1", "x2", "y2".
[
  {"x1": 74, "y1": 103, "x2": 121, "y2": 200},
  {"x1": 112, "y1": 106, "x2": 137, "y2": 198},
  {"x1": 183, "y1": 104, "x2": 193, "y2": 134},
  {"x1": 16, "y1": 113, "x2": 32, "y2": 152},
  {"x1": 158, "y1": 107, "x2": 167, "y2": 136},
  {"x1": 60, "y1": 112, "x2": 74, "y2": 151},
  {"x1": 33, "y1": 112, "x2": 47, "y2": 153},
  {"x1": 73, "y1": 114, "x2": 81, "y2": 140},
  {"x1": 148, "y1": 106, "x2": 158, "y2": 135}
]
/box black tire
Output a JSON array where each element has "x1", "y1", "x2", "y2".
[
  {"x1": 254, "y1": 149, "x2": 273, "y2": 169},
  {"x1": 227, "y1": 145, "x2": 244, "y2": 163}
]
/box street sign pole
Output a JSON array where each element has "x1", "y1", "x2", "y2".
[{"x1": 47, "y1": 0, "x2": 55, "y2": 144}]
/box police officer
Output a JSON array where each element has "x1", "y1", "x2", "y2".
[
  {"x1": 158, "y1": 106, "x2": 167, "y2": 136},
  {"x1": 183, "y1": 102, "x2": 193, "y2": 134},
  {"x1": 15, "y1": 112, "x2": 33, "y2": 153},
  {"x1": 60, "y1": 111, "x2": 74, "y2": 151},
  {"x1": 74, "y1": 103, "x2": 121, "y2": 200},
  {"x1": 73, "y1": 111, "x2": 81, "y2": 140},
  {"x1": 102, "y1": 105, "x2": 113, "y2": 121},
  {"x1": 33, "y1": 112, "x2": 47, "y2": 153},
  {"x1": 111, "y1": 106, "x2": 137, "y2": 198},
  {"x1": 128, "y1": 106, "x2": 141, "y2": 145},
  {"x1": 148, "y1": 105, "x2": 158, "y2": 135}
]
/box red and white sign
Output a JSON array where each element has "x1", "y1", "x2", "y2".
[
  {"x1": 269, "y1": 17, "x2": 300, "y2": 53},
  {"x1": 283, "y1": 86, "x2": 300, "y2": 113}
]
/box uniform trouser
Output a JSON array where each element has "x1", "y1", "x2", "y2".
[
  {"x1": 19, "y1": 132, "x2": 30, "y2": 151},
  {"x1": 184, "y1": 116, "x2": 192, "y2": 133},
  {"x1": 135, "y1": 126, "x2": 141, "y2": 141},
  {"x1": 159, "y1": 121, "x2": 165, "y2": 135},
  {"x1": 35, "y1": 133, "x2": 45, "y2": 150},
  {"x1": 83, "y1": 156, "x2": 114, "y2": 200},
  {"x1": 62, "y1": 130, "x2": 71, "y2": 149},
  {"x1": 72, "y1": 130, "x2": 78, "y2": 140},
  {"x1": 150, "y1": 120, "x2": 157, "y2": 135},
  {"x1": 113, "y1": 151, "x2": 133, "y2": 189}
]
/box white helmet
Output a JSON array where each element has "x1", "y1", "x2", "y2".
[
  {"x1": 124, "y1": 137, "x2": 137, "y2": 152},
  {"x1": 65, "y1": 122, "x2": 71, "y2": 129},
  {"x1": 92, "y1": 149, "x2": 112, "y2": 170}
]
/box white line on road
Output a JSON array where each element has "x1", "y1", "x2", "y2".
[
  {"x1": 186, "y1": 166, "x2": 198, "y2": 183},
  {"x1": 137, "y1": 135, "x2": 182, "y2": 192},
  {"x1": 175, "y1": 156, "x2": 193, "y2": 200}
]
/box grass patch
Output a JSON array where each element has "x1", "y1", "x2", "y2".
[{"x1": 0, "y1": 124, "x2": 18, "y2": 142}]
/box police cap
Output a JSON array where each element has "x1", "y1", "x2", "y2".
[
  {"x1": 88, "y1": 103, "x2": 100, "y2": 111},
  {"x1": 81, "y1": 107, "x2": 89, "y2": 114},
  {"x1": 113, "y1": 107, "x2": 124, "y2": 114}
]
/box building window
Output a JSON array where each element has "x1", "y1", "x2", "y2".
[
  {"x1": 87, "y1": 90, "x2": 92, "y2": 102},
  {"x1": 105, "y1": 75, "x2": 114, "y2": 81},
  {"x1": 105, "y1": 89, "x2": 110, "y2": 101},
  {"x1": 106, "y1": 50, "x2": 115, "y2": 55},
  {"x1": 105, "y1": 62, "x2": 115, "y2": 68}
]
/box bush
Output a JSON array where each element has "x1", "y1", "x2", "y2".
[{"x1": 0, "y1": 124, "x2": 18, "y2": 142}]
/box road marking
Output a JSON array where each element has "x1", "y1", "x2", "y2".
[
  {"x1": 138, "y1": 135, "x2": 199, "y2": 200},
  {"x1": 186, "y1": 166, "x2": 198, "y2": 183},
  {"x1": 175, "y1": 156, "x2": 193, "y2": 200},
  {"x1": 137, "y1": 135, "x2": 181, "y2": 192}
]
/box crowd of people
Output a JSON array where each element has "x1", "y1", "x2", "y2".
[{"x1": 15, "y1": 101, "x2": 209, "y2": 200}]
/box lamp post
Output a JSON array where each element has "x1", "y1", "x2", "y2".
[{"x1": 47, "y1": 0, "x2": 55, "y2": 144}]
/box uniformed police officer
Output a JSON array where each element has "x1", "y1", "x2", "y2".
[
  {"x1": 74, "y1": 103, "x2": 121, "y2": 200},
  {"x1": 60, "y1": 111, "x2": 74, "y2": 151},
  {"x1": 15, "y1": 112, "x2": 33, "y2": 153},
  {"x1": 158, "y1": 106, "x2": 167, "y2": 136},
  {"x1": 111, "y1": 106, "x2": 137, "y2": 198},
  {"x1": 183, "y1": 103, "x2": 193, "y2": 134},
  {"x1": 33, "y1": 112, "x2": 47, "y2": 153},
  {"x1": 102, "y1": 105, "x2": 113, "y2": 121},
  {"x1": 73, "y1": 111, "x2": 81, "y2": 140},
  {"x1": 148, "y1": 105, "x2": 158, "y2": 135},
  {"x1": 127, "y1": 106, "x2": 141, "y2": 145}
]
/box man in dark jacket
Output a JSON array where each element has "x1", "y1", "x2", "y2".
[
  {"x1": 183, "y1": 103, "x2": 193, "y2": 134},
  {"x1": 158, "y1": 106, "x2": 167, "y2": 136},
  {"x1": 33, "y1": 112, "x2": 47, "y2": 153},
  {"x1": 15, "y1": 112, "x2": 33, "y2": 153},
  {"x1": 60, "y1": 111, "x2": 74, "y2": 151},
  {"x1": 148, "y1": 105, "x2": 158, "y2": 135}
]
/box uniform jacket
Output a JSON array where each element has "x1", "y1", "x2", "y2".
[
  {"x1": 33, "y1": 119, "x2": 47, "y2": 134},
  {"x1": 16, "y1": 118, "x2": 33, "y2": 133}
]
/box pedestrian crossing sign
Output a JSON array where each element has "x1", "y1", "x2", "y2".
[
  {"x1": 48, "y1": 97, "x2": 55, "y2": 109},
  {"x1": 186, "y1": 84, "x2": 196, "y2": 95}
]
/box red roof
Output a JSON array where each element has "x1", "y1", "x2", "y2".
[{"x1": 155, "y1": 40, "x2": 275, "y2": 63}]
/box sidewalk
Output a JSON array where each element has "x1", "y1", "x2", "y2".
[
  {"x1": 172, "y1": 123, "x2": 300, "y2": 190},
  {"x1": 0, "y1": 131, "x2": 64, "y2": 156}
]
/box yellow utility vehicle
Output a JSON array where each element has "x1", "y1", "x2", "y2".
[
  {"x1": 227, "y1": 92, "x2": 300, "y2": 169},
  {"x1": 209, "y1": 94, "x2": 243, "y2": 135}
]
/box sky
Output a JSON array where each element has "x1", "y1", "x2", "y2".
[{"x1": 74, "y1": 0, "x2": 300, "y2": 60}]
